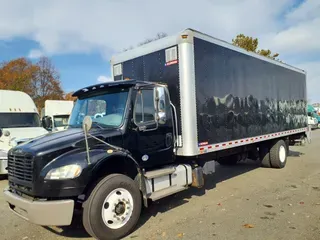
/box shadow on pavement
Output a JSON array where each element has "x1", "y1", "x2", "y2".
[
  {"x1": 43, "y1": 211, "x2": 90, "y2": 238},
  {"x1": 43, "y1": 161, "x2": 261, "y2": 238},
  {"x1": 136, "y1": 160, "x2": 260, "y2": 231},
  {"x1": 288, "y1": 150, "x2": 304, "y2": 157}
]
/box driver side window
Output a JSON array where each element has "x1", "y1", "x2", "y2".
[{"x1": 134, "y1": 89, "x2": 155, "y2": 124}]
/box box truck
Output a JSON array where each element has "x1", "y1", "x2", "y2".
[
  {"x1": 41, "y1": 100, "x2": 74, "y2": 132},
  {"x1": 0, "y1": 90, "x2": 48, "y2": 175},
  {"x1": 4, "y1": 29, "x2": 309, "y2": 240}
]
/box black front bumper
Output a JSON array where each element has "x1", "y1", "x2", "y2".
[{"x1": 9, "y1": 177, "x2": 87, "y2": 198}]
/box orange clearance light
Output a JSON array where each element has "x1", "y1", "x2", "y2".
[
  {"x1": 124, "y1": 78, "x2": 130, "y2": 80},
  {"x1": 181, "y1": 34, "x2": 188, "y2": 39}
]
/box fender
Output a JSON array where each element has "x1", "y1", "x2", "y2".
[{"x1": 91, "y1": 150, "x2": 149, "y2": 207}]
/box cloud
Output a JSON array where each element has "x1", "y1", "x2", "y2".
[
  {"x1": 296, "y1": 61, "x2": 320, "y2": 103},
  {"x1": 0, "y1": 0, "x2": 294, "y2": 56},
  {"x1": 28, "y1": 49, "x2": 44, "y2": 59},
  {"x1": 0, "y1": 0, "x2": 320, "y2": 102},
  {"x1": 97, "y1": 75, "x2": 113, "y2": 83},
  {"x1": 285, "y1": 0, "x2": 320, "y2": 23}
]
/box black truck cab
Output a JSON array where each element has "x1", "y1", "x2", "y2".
[
  {"x1": 7, "y1": 80, "x2": 175, "y2": 196},
  {"x1": 4, "y1": 80, "x2": 183, "y2": 240}
]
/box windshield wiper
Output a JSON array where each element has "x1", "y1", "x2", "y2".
[{"x1": 91, "y1": 122, "x2": 105, "y2": 129}]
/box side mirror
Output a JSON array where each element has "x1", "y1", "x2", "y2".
[
  {"x1": 82, "y1": 116, "x2": 92, "y2": 133},
  {"x1": 42, "y1": 116, "x2": 52, "y2": 130},
  {"x1": 0, "y1": 129, "x2": 2, "y2": 138},
  {"x1": 155, "y1": 86, "x2": 167, "y2": 124}
]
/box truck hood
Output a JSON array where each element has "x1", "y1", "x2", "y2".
[{"x1": 14, "y1": 127, "x2": 122, "y2": 155}]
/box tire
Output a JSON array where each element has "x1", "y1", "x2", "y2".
[
  {"x1": 269, "y1": 140, "x2": 287, "y2": 169},
  {"x1": 83, "y1": 174, "x2": 142, "y2": 240},
  {"x1": 216, "y1": 155, "x2": 239, "y2": 165},
  {"x1": 259, "y1": 145, "x2": 271, "y2": 168}
]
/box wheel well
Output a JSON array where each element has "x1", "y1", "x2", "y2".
[{"x1": 84, "y1": 156, "x2": 139, "y2": 196}]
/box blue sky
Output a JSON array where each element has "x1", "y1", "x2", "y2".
[{"x1": 0, "y1": 0, "x2": 319, "y2": 102}]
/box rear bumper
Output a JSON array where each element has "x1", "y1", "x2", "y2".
[
  {"x1": 3, "y1": 189, "x2": 74, "y2": 226},
  {"x1": 0, "y1": 159, "x2": 8, "y2": 175}
]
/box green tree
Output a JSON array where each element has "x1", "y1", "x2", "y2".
[{"x1": 232, "y1": 34, "x2": 280, "y2": 61}]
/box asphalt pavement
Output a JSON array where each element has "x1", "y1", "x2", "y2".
[{"x1": 1, "y1": 130, "x2": 320, "y2": 240}]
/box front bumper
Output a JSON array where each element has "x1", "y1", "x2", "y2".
[
  {"x1": 0, "y1": 159, "x2": 8, "y2": 174},
  {"x1": 3, "y1": 189, "x2": 74, "y2": 226},
  {"x1": 310, "y1": 124, "x2": 318, "y2": 130}
]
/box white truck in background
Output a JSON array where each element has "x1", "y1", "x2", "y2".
[
  {"x1": 0, "y1": 90, "x2": 48, "y2": 175},
  {"x1": 41, "y1": 100, "x2": 74, "y2": 132}
]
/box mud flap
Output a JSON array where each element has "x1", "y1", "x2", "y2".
[{"x1": 306, "y1": 125, "x2": 312, "y2": 144}]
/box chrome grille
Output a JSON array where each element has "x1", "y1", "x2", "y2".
[{"x1": 8, "y1": 152, "x2": 34, "y2": 182}]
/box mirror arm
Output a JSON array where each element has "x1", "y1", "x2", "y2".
[{"x1": 83, "y1": 124, "x2": 91, "y2": 164}]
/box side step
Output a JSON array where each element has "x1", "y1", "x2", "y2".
[
  {"x1": 144, "y1": 167, "x2": 175, "y2": 179},
  {"x1": 148, "y1": 185, "x2": 187, "y2": 201}
]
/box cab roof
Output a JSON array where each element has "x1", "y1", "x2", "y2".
[
  {"x1": 72, "y1": 80, "x2": 155, "y2": 97},
  {"x1": 0, "y1": 90, "x2": 38, "y2": 113}
]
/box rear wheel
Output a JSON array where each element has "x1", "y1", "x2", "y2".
[
  {"x1": 259, "y1": 145, "x2": 271, "y2": 168},
  {"x1": 83, "y1": 174, "x2": 142, "y2": 240},
  {"x1": 269, "y1": 140, "x2": 287, "y2": 169}
]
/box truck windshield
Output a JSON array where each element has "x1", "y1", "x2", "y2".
[
  {"x1": 53, "y1": 115, "x2": 69, "y2": 128},
  {"x1": 69, "y1": 89, "x2": 129, "y2": 128},
  {"x1": 0, "y1": 113, "x2": 41, "y2": 128}
]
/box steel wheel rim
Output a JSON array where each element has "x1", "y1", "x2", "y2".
[
  {"x1": 279, "y1": 145, "x2": 286, "y2": 163},
  {"x1": 101, "y1": 188, "x2": 134, "y2": 229}
]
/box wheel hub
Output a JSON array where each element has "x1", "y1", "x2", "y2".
[
  {"x1": 115, "y1": 202, "x2": 126, "y2": 215},
  {"x1": 101, "y1": 188, "x2": 134, "y2": 229},
  {"x1": 279, "y1": 145, "x2": 286, "y2": 163}
]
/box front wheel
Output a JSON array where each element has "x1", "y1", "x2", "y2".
[{"x1": 83, "y1": 174, "x2": 142, "y2": 240}]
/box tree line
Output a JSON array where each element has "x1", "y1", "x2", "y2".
[{"x1": 0, "y1": 32, "x2": 280, "y2": 113}]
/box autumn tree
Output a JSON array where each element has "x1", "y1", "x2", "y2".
[
  {"x1": 64, "y1": 92, "x2": 77, "y2": 101},
  {"x1": 31, "y1": 57, "x2": 64, "y2": 110},
  {"x1": 0, "y1": 56, "x2": 64, "y2": 112},
  {"x1": 0, "y1": 58, "x2": 38, "y2": 94},
  {"x1": 232, "y1": 34, "x2": 280, "y2": 60}
]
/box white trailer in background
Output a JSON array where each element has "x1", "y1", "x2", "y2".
[
  {"x1": 41, "y1": 100, "x2": 74, "y2": 132},
  {"x1": 0, "y1": 90, "x2": 48, "y2": 175}
]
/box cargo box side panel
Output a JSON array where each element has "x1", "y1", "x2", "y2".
[
  {"x1": 194, "y1": 37, "x2": 307, "y2": 145},
  {"x1": 113, "y1": 46, "x2": 182, "y2": 135}
]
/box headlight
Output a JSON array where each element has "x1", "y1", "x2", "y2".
[
  {"x1": 0, "y1": 150, "x2": 8, "y2": 160},
  {"x1": 45, "y1": 164, "x2": 82, "y2": 180}
]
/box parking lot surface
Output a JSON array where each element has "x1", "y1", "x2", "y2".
[{"x1": 1, "y1": 131, "x2": 320, "y2": 240}]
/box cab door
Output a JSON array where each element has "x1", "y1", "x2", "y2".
[{"x1": 132, "y1": 86, "x2": 174, "y2": 168}]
